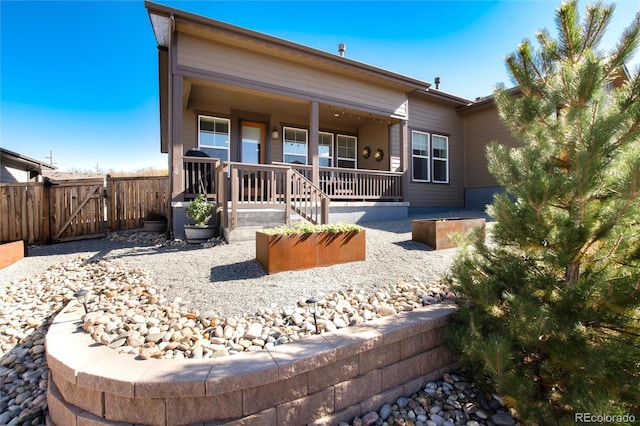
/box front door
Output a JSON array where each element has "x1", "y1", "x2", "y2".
[{"x1": 241, "y1": 121, "x2": 266, "y2": 164}]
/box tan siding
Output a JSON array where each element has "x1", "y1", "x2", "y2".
[
  {"x1": 177, "y1": 34, "x2": 407, "y2": 118},
  {"x1": 389, "y1": 123, "x2": 401, "y2": 172},
  {"x1": 463, "y1": 107, "x2": 520, "y2": 188},
  {"x1": 182, "y1": 109, "x2": 197, "y2": 152},
  {"x1": 357, "y1": 121, "x2": 388, "y2": 171},
  {"x1": 405, "y1": 97, "x2": 464, "y2": 208}
]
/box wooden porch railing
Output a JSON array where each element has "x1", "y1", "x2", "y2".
[
  {"x1": 183, "y1": 156, "x2": 220, "y2": 200},
  {"x1": 277, "y1": 163, "x2": 403, "y2": 201},
  {"x1": 218, "y1": 162, "x2": 329, "y2": 230},
  {"x1": 183, "y1": 157, "x2": 404, "y2": 232},
  {"x1": 286, "y1": 169, "x2": 330, "y2": 226}
]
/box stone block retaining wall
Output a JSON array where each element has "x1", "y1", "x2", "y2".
[{"x1": 46, "y1": 303, "x2": 458, "y2": 425}]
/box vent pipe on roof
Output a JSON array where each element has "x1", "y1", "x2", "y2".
[
  {"x1": 338, "y1": 43, "x2": 346, "y2": 57},
  {"x1": 435, "y1": 77, "x2": 441, "y2": 90}
]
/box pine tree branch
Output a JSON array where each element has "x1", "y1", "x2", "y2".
[
  {"x1": 594, "y1": 324, "x2": 640, "y2": 338},
  {"x1": 577, "y1": 163, "x2": 639, "y2": 267}
]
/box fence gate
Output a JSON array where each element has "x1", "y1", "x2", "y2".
[{"x1": 46, "y1": 178, "x2": 107, "y2": 242}]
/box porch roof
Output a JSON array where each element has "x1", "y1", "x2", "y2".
[{"x1": 145, "y1": 1, "x2": 432, "y2": 93}]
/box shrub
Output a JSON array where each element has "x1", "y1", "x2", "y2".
[
  {"x1": 261, "y1": 221, "x2": 362, "y2": 235},
  {"x1": 448, "y1": 1, "x2": 640, "y2": 423},
  {"x1": 186, "y1": 194, "x2": 214, "y2": 226}
]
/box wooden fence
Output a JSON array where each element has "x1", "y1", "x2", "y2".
[
  {"x1": 0, "y1": 176, "x2": 169, "y2": 245},
  {"x1": 107, "y1": 176, "x2": 170, "y2": 231}
]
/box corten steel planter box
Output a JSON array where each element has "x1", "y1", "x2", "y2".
[
  {"x1": 0, "y1": 240, "x2": 25, "y2": 270},
  {"x1": 256, "y1": 229, "x2": 366, "y2": 274},
  {"x1": 412, "y1": 218, "x2": 485, "y2": 250}
]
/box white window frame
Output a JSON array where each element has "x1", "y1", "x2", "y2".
[
  {"x1": 318, "y1": 131, "x2": 334, "y2": 167},
  {"x1": 431, "y1": 134, "x2": 449, "y2": 184},
  {"x1": 336, "y1": 134, "x2": 357, "y2": 169},
  {"x1": 411, "y1": 130, "x2": 430, "y2": 182},
  {"x1": 198, "y1": 115, "x2": 230, "y2": 161},
  {"x1": 283, "y1": 126, "x2": 308, "y2": 165}
]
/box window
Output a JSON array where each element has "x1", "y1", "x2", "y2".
[
  {"x1": 318, "y1": 132, "x2": 333, "y2": 167},
  {"x1": 283, "y1": 127, "x2": 308, "y2": 164},
  {"x1": 412, "y1": 131, "x2": 449, "y2": 183},
  {"x1": 337, "y1": 134, "x2": 357, "y2": 169},
  {"x1": 198, "y1": 116, "x2": 229, "y2": 161},
  {"x1": 432, "y1": 135, "x2": 449, "y2": 183},
  {"x1": 412, "y1": 131, "x2": 430, "y2": 182}
]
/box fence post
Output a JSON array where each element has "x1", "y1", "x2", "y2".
[{"x1": 43, "y1": 178, "x2": 52, "y2": 244}]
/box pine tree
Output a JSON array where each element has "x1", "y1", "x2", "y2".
[{"x1": 448, "y1": 1, "x2": 640, "y2": 423}]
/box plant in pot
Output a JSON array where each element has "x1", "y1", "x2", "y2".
[
  {"x1": 184, "y1": 194, "x2": 216, "y2": 243},
  {"x1": 143, "y1": 210, "x2": 167, "y2": 233}
]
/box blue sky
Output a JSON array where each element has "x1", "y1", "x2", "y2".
[{"x1": 1, "y1": 0, "x2": 639, "y2": 173}]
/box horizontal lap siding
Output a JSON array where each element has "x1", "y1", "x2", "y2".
[
  {"x1": 182, "y1": 109, "x2": 197, "y2": 151},
  {"x1": 177, "y1": 34, "x2": 407, "y2": 118},
  {"x1": 406, "y1": 98, "x2": 464, "y2": 207},
  {"x1": 463, "y1": 107, "x2": 520, "y2": 188}
]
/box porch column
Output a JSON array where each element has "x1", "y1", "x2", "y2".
[
  {"x1": 400, "y1": 119, "x2": 409, "y2": 201},
  {"x1": 170, "y1": 74, "x2": 184, "y2": 202},
  {"x1": 309, "y1": 101, "x2": 320, "y2": 185}
]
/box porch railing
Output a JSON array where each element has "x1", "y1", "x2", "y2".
[
  {"x1": 183, "y1": 156, "x2": 220, "y2": 200},
  {"x1": 286, "y1": 169, "x2": 329, "y2": 226},
  {"x1": 215, "y1": 162, "x2": 329, "y2": 230},
  {"x1": 182, "y1": 157, "x2": 404, "y2": 232},
  {"x1": 276, "y1": 163, "x2": 403, "y2": 201}
]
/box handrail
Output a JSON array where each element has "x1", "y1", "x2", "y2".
[{"x1": 286, "y1": 169, "x2": 329, "y2": 225}]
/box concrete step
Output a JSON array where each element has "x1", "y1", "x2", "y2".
[
  {"x1": 222, "y1": 209, "x2": 309, "y2": 243},
  {"x1": 235, "y1": 209, "x2": 286, "y2": 228}
]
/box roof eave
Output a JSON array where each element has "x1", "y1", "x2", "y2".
[
  {"x1": 144, "y1": 1, "x2": 430, "y2": 91},
  {"x1": 1, "y1": 148, "x2": 56, "y2": 171},
  {"x1": 412, "y1": 88, "x2": 474, "y2": 106}
]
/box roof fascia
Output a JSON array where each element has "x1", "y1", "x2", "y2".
[
  {"x1": 412, "y1": 88, "x2": 473, "y2": 106},
  {"x1": 0, "y1": 148, "x2": 56, "y2": 170},
  {"x1": 144, "y1": 1, "x2": 430, "y2": 91}
]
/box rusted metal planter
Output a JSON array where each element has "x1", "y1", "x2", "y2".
[
  {"x1": 256, "y1": 230, "x2": 366, "y2": 274},
  {"x1": 412, "y1": 218, "x2": 485, "y2": 250},
  {"x1": 0, "y1": 240, "x2": 25, "y2": 270}
]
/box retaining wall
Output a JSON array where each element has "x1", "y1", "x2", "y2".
[{"x1": 46, "y1": 302, "x2": 458, "y2": 425}]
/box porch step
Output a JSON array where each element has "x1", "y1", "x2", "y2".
[
  {"x1": 222, "y1": 208, "x2": 308, "y2": 243},
  {"x1": 235, "y1": 209, "x2": 286, "y2": 228},
  {"x1": 224, "y1": 226, "x2": 265, "y2": 243}
]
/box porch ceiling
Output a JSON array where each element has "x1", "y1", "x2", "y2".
[{"x1": 187, "y1": 80, "x2": 396, "y2": 128}]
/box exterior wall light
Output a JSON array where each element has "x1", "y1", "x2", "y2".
[
  {"x1": 271, "y1": 127, "x2": 279, "y2": 139},
  {"x1": 305, "y1": 297, "x2": 320, "y2": 334},
  {"x1": 374, "y1": 149, "x2": 384, "y2": 162},
  {"x1": 362, "y1": 146, "x2": 371, "y2": 159}
]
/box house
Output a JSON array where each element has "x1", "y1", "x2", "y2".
[
  {"x1": 142, "y1": 2, "x2": 555, "y2": 241},
  {"x1": 0, "y1": 148, "x2": 56, "y2": 183}
]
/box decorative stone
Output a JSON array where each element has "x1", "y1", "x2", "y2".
[{"x1": 491, "y1": 413, "x2": 516, "y2": 426}]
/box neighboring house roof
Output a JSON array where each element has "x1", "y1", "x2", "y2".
[
  {"x1": 41, "y1": 171, "x2": 106, "y2": 182},
  {"x1": 145, "y1": 1, "x2": 439, "y2": 94},
  {"x1": 1, "y1": 148, "x2": 56, "y2": 173}
]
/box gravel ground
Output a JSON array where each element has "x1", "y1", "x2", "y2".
[{"x1": 0, "y1": 211, "x2": 490, "y2": 318}]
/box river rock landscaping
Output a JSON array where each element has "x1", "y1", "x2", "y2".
[{"x1": 0, "y1": 218, "x2": 518, "y2": 426}]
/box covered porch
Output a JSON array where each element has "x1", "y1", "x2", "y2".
[{"x1": 168, "y1": 77, "x2": 411, "y2": 239}]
